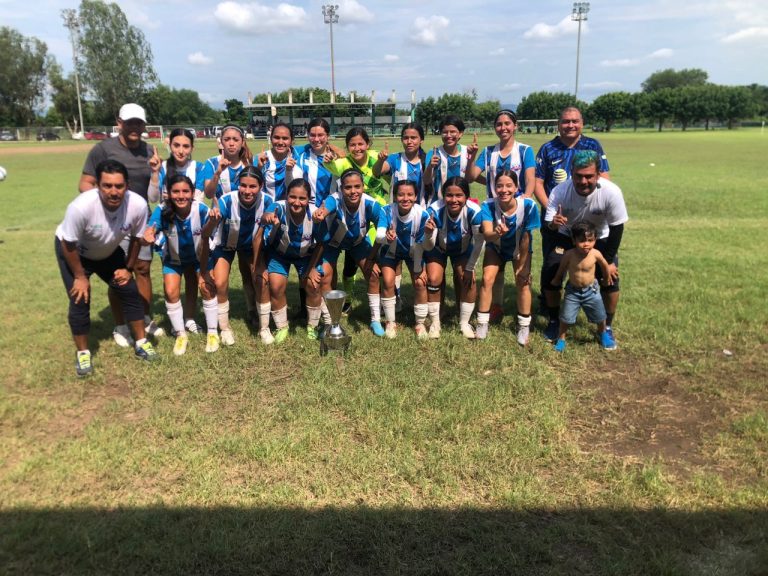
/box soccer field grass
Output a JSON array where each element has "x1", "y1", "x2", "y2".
[{"x1": 1, "y1": 131, "x2": 767, "y2": 574}]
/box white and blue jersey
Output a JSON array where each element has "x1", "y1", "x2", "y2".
[
  {"x1": 479, "y1": 197, "x2": 540, "y2": 259},
  {"x1": 159, "y1": 160, "x2": 204, "y2": 197},
  {"x1": 535, "y1": 136, "x2": 610, "y2": 197},
  {"x1": 426, "y1": 199, "x2": 482, "y2": 258},
  {"x1": 377, "y1": 203, "x2": 429, "y2": 262},
  {"x1": 424, "y1": 146, "x2": 470, "y2": 203},
  {"x1": 148, "y1": 201, "x2": 209, "y2": 267},
  {"x1": 322, "y1": 193, "x2": 381, "y2": 251},
  {"x1": 200, "y1": 156, "x2": 246, "y2": 199},
  {"x1": 262, "y1": 149, "x2": 303, "y2": 201},
  {"x1": 263, "y1": 202, "x2": 321, "y2": 259},
  {"x1": 474, "y1": 142, "x2": 535, "y2": 199},
  {"x1": 213, "y1": 192, "x2": 274, "y2": 253},
  {"x1": 386, "y1": 152, "x2": 426, "y2": 204},
  {"x1": 297, "y1": 144, "x2": 335, "y2": 207}
]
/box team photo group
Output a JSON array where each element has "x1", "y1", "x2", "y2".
[{"x1": 56, "y1": 102, "x2": 629, "y2": 377}]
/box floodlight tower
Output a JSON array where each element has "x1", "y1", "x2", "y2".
[
  {"x1": 62, "y1": 8, "x2": 85, "y2": 135},
  {"x1": 322, "y1": 5, "x2": 340, "y2": 103},
  {"x1": 571, "y1": 2, "x2": 590, "y2": 100}
]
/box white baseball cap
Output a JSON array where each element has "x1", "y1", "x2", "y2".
[{"x1": 118, "y1": 103, "x2": 147, "y2": 123}]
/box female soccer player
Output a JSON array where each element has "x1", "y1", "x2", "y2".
[
  {"x1": 143, "y1": 174, "x2": 221, "y2": 354},
  {"x1": 375, "y1": 180, "x2": 430, "y2": 339},
  {"x1": 423, "y1": 176, "x2": 484, "y2": 339},
  {"x1": 201, "y1": 125, "x2": 252, "y2": 200},
  {"x1": 297, "y1": 118, "x2": 345, "y2": 207},
  {"x1": 257, "y1": 122, "x2": 303, "y2": 201},
  {"x1": 261, "y1": 178, "x2": 326, "y2": 343},
  {"x1": 423, "y1": 116, "x2": 479, "y2": 204},
  {"x1": 316, "y1": 169, "x2": 383, "y2": 335},
  {"x1": 475, "y1": 170, "x2": 540, "y2": 345},
  {"x1": 208, "y1": 165, "x2": 274, "y2": 346},
  {"x1": 372, "y1": 122, "x2": 427, "y2": 204}
]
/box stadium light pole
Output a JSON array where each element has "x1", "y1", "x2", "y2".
[
  {"x1": 322, "y1": 5, "x2": 339, "y2": 102},
  {"x1": 61, "y1": 9, "x2": 85, "y2": 135},
  {"x1": 571, "y1": 2, "x2": 590, "y2": 100}
]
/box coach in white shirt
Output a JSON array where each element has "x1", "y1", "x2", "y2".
[{"x1": 56, "y1": 160, "x2": 159, "y2": 377}]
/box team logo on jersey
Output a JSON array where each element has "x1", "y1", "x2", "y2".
[{"x1": 120, "y1": 223, "x2": 131, "y2": 233}]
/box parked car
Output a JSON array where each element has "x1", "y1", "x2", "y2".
[
  {"x1": 37, "y1": 131, "x2": 61, "y2": 141},
  {"x1": 0, "y1": 130, "x2": 18, "y2": 141},
  {"x1": 84, "y1": 131, "x2": 108, "y2": 140}
]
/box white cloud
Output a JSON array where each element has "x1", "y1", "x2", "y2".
[
  {"x1": 721, "y1": 26, "x2": 768, "y2": 43},
  {"x1": 410, "y1": 15, "x2": 450, "y2": 46},
  {"x1": 649, "y1": 48, "x2": 674, "y2": 59},
  {"x1": 384, "y1": 54, "x2": 400, "y2": 62},
  {"x1": 188, "y1": 52, "x2": 213, "y2": 66},
  {"x1": 500, "y1": 83, "x2": 521, "y2": 92},
  {"x1": 214, "y1": 1, "x2": 307, "y2": 33},
  {"x1": 489, "y1": 47, "x2": 506, "y2": 56},
  {"x1": 337, "y1": 0, "x2": 374, "y2": 23},
  {"x1": 523, "y1": 16, "x2": 579, "y2": 40},
  {"x1": 601, "y1": 48, "x2": 674, "y2": 68}
]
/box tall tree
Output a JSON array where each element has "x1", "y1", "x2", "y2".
[
  {"x1": 646, "y1": 88, "x2": 677, "y2": 131},
  {"x1": 641, "y1": 68, "x2": 708, "y2": 93},
  {"x1": 48, "y1": 62, "x2": 94, "y2": 132},
  {"x1": 625, "y1": 92, "x2": 648, "y2": 132},
  {"x1": 516, "y1": 92, "x2": 585, "y2": 132},
  {"x1": 0, "y1": 27, "x2": 54, "y2": 126},
  {"x1": 75, "y1": 0, "x2": 157, "y2": 123},
  {"x1": 141, "y1": 85, "x2": 222, "y2": 125},
  {"x1": 588, "y1": 92, "x2": 630, "y2": 132}
]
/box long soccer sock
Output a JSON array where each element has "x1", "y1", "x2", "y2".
[
  {"x1": 606, "y1": 312, "x2": 615, "y2": 327},
  {"x1": 477, "y1": 311, "x2": 490, "y2": 327},
  {"x1": 320, "y1": 300, "x2": 332, "y2": 325},
  {"x1": 548, "y1": 306, "x2": 560, "y2": 323},
  {"x1": 272, "y1": 306, "x2": 289, "y2": 330},
  {"x1": 166, "y1": 300, "x2": 185, "y2": 336},
  {"x1": 258, "y1": 302, "x2": 271, "y2": 332},
  {"x1": 202, "y1": 298, "x2": 218, "y2": 334},
  {"x1": 395, "y1": 274, "x2": 402, "y2": 297},
  {"x1": 368, "y1": 293, "x2": 381, "y2": 322},
  {"x1": 217, "y1": 300, "x2": 231, "y2": 331},
  {"x1": 427, "y1": 302, "x2": 440, "y2": 328},
  {"x1": 459, "y1": 301, "x2": 475, "y2": 327},
  {"x1": 414, "y1": 303, "x2": 428, "y2": 326},
  {"x1": 381, "y1": 296, "x2": 397, "y2": 324},
  {"x1": 517, "y1": 313, "x2": 532, "y2": 328},
  {"x1": 307, "y1": 305, "x2": 322, "y2": 328}
]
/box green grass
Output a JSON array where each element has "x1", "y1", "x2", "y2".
[{"x1": 1, "y1": 131, "x2": 767, "y2": 574}]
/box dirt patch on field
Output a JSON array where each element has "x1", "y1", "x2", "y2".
[
  {"x1": 0, "y1": 143, "x2": 94, "y2": 156},
  {"x1": 572, "y1": 346, "x2": 768, "y2": 478}
]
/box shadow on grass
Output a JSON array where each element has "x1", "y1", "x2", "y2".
[{"x1": 2, "y1": 507, "x2": 767, "y2": 575}]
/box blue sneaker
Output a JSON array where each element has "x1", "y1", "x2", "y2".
[
  {"x1": 134, "y1": 340, "x2": 159, "y2": 362},
  {"x1": 370, "y1": 321, "x2": 385, "y2": 337},
  {"x1": 543, "y1": 319, "x2": 559, "y2": 342},
  {"x1": 554, "y1": 338, "x2": 567, "y2": 352},
  {"x1": 600, "y1": 328, "x2": 617, "y2": 350}
]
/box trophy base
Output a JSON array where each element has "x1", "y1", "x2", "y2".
[{"x1": 320, "y1": 335, "x2": 351, "y2": 356}]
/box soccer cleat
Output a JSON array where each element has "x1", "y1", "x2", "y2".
[
  {"x1": 306, "y1": 326, "x2": 319, "y2": 340},
  {"x1": 415, "y1": 323, "x2": 429, "y2": 340},
  {"x1": 145, "y1": 319, "x2": 165, "y2": 338},
  {"x1": 184, "y1": 319, "x2": 201, "y2": 334},
  {"x1": 516, "y1": 325, "x2": 530, "y2": 347},
  {"x1": 260, "y1": 328, "x2": 275, "y2": 345},
  {"x1": 205, "y1": 333, "x2": 220, "y2": 353},
  {"x1": 459, "y1": 323, "x2": 476, "y2": 339},
  {"x1": 600, "y1": 328, "x2": 617, "y2": 351},
  {"x1": 543, "y1": 319, "x2": 559, "y2": 342},
  {"x1": 385, "y1": 322, "x2": 397, "y2": 339},
  {"x1": 274, "y1": 326, "x2": 289, "y2": 344},
  {"x1": 489, "y1": 304, "x2": 504, "y2": 323},
  {"x1": 554, "y1": 338, "x2": 567, "y2": 352},
  {"x1": 134, "y1": 340, "x2": 158, "y2": 362},
  {"x1": 220, "y1": 328, "x2": 235, "y2": 346},
  {"x1": 75, "y1": 351, "x2": 93, "y2": 377},
  {"x1": 173, "y1": 334, "x2": 189, "y2": 356},
  {"x1": 428, "y1": 322, "x2": 441, "y2": 339},
  {"x1": 112, "y1": 325, "x2": 134, "y2": 348},
  {"x1": 370, "y1": 321, "x2": 385, "y2": 337},
  {"x1": 475, "y1": 323, "x2": 489, "y2": 340}
]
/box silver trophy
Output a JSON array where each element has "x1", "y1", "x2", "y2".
[{"x1": 320, "y1": 290, "x2": 351, "y2": 356}]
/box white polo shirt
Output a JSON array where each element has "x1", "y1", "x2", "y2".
[{"x1": 544, "y1": 177, "x2": 628, "y2": 239}]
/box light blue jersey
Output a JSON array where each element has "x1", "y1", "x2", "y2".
[
  {"x1": 214, "y1": 191, "x2": 274, "y2": 253},
  {"x1": 148, "y1": 201, "x2": 209, "y2": 267},
  {"x1": 377, "y1": 203, "x2": 429, "y2": 261},
  {"x1": 474, "y1": 142, "x2": 535, "y2": 198},
  {"x1": 424, "y1": 146, "x2": 470, "y2": 203},
  {"x1": 426, "y1": 199, "x2": 482, "y2": 258},
  {"x1": 386, "y1": 152, "x2": 426, "y2": 204},
  {"x1": 200, "y1": 157, "x2": 246, "y2": 199},
  {"x1": 479, "y1": 197, "x2": 540, "y2": 258},
  {"x1": 159, "y1": 160, "x2": 204, "y2": 196},
  {"x1": 262, "y1": 149, "x2": 303, "y2": 201},
  {"x1": 322, "y1": 193, "x2": 381, "y2": 250},
  {"x1": 297, "y1": 144, "x2": 335, "y2": 207},
  {"x1": 264, "y1": 202, "x2": 321, "y2": 259}
]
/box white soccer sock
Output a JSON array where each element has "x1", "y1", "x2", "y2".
[
  {"x1": 517, "y1": 313, "x2": 531, "y2": 327},
  {"x1": 166, "y1": 300, "x2": 185, "y2": 335},
  {"x1": 492, "y1": 274, "x2": 504, "y2": 307},
  {"x1": 381, "y1": 296, "x2": 397, "y2": 323},
  {"x1": 307, "y1": 305, "x2": 322, "y2": 328},
  {"x1": 427, "y1": 302, "x2": 440, "y2": 326},
  {"x1": 477, "y1": 311, "x2": 490, "y2": 326},
  {"x1": 320, "y1": 300, "x2": 332, "y2": 325},
  {"x1": 258, "y1": 302, "x2": 271, "y2": 332},
  {"x1": 202, "y1": 298, "x2": 218, "y2": 334},
  {"x1": 217, "y1": 300, "x2": 230, "y2": 331},
  {"x1": 414, "y1": 303, "x2": 428, "y2": 325},
  {"x1": 272, "y1": 306, "x2": 289, "y2": 329},
  {"x1": 395, "y1": 274, "x2": 402, "y2": 292},
  {"x1": 368, "y1": 293, "x2": 381, "y2": 322},
  {"x1": 460, "y1": 301, "x2": 475, "y2": 326}
]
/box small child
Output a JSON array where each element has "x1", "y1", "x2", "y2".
[{"x1": 549, "y1": 221, "x2": 616, "y2": 351}]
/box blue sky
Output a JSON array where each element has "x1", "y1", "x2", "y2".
[{"x1": 3, "y1": 0, "x2": 766, "y2": 109}]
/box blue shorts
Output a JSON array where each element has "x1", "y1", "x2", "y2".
[
  {"x1": 322, "y1": 241, "x2": 372, "y2": 267},
  {"x1": 379, "y1": 253, "x2": 420, "y2": 271},
  {"x1": 560, "y1": 280, "x2": 607, "y2": 325},
  {"x1": 425, "y1": 247, "x2": 470, "y2": 266},
  {"x1": 162, "y1": 261, "x2": 199, "y2": 276},
  {"x1": 267, "y1": 251, "x2": 322, "y2": 278},
  {"x1": 209, "y1": 247, "x2": 251, "y2": 269}
]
